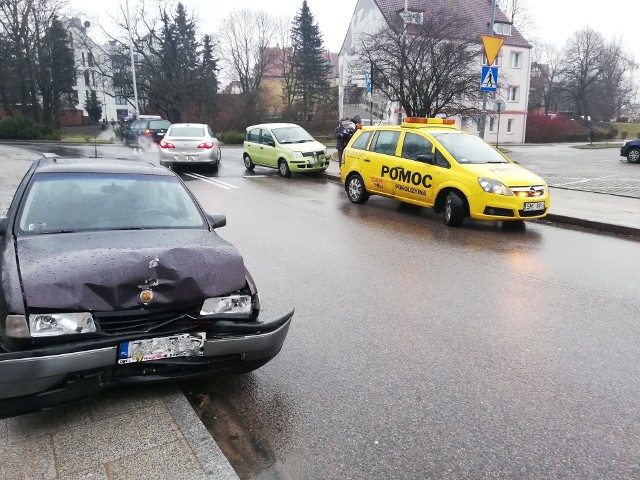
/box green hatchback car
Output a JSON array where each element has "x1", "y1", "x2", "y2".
[{"x1": 243, "y1": 123, "x2": 329, "y2": 177}]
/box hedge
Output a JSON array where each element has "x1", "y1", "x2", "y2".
[{"x1": 0, "y1": 116, "x2": 61, "y2": 141}]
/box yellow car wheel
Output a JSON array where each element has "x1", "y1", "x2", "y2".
[{"x1": 346, "y1": 173, "x2": 369, "y2": 204}]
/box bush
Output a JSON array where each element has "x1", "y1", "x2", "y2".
[
  {"x1": 525, "y1": 114, "x2": 585, "y2": 143},
  {"x1": 621, "y1": 131, "x2": 628, "y2": 139},
  {"x1": 0, "y1": 115, "x2": 61, "y2": 140},
  {"x1": 219, "y1": 130, "x2": 245, "y2": 144}
]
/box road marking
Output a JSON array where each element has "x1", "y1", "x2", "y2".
[
  {"x1": 244, "y1": 175, "x2": 267, "y2": 178},
  {"x1": 554, "y1": 173, "x2": 622, "y2": 187},
  {"x1": 184, "y1": 172, "x2": 240, "y2": 189}
]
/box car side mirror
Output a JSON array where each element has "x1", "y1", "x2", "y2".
[
  {"x1": 207, "y1": 214, "x2": 226, "y2": 229},
  {"x1": 416, "y1": 154, "x2": 433, "y2": 164},
  {"x1": 0, "y1": 216, "x2": 7, "y2": 236},
  {"x1": 267, "y1": 141, "x2": 275, "y2": 147}
]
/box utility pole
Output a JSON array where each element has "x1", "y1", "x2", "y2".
[
  {"x1": 478, "y1": 0, "x2": 496, "y2": 139},
  {"x1": 126, "y1": 0, "x2": 139, "y2": 119}
]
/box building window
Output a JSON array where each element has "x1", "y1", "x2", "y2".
[
  {"x1": 92, "y1": 71, "x2": 96, "y2": 86},
  {"x1": 507, "y1": 119, "x2": 514, "y2": 134},
  {"x1": 115, "y1": 96, "x2": 127, "y2": 105},
  {"x1": 88, "y1": 53, "x2": 94, "y2": 68},
  {"x1": 483, "y1": 52, "x2": 502, "y2": 67},
  {"x1": 493, "y1": 23, "x2": 511, "y2": 36},
  {"x1": 81, "y1": 52, "x2": 85, "y2": 66},
  {"x1": 489, "y1": 117, "x2": 495, "y2": 132},
  {"x1": 84, "y1": 70, "x2": 90, "y2": 86},
  {"x1": 508, "y1": 86, "x2": 519, "y2": 102},
  {"x1": 510, "y1": 52, "x2": 522, "y2": 68}
]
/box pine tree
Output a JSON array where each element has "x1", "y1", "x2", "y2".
[
  {"x1": 84, "y1": 90, "x2": 102, "y2": 123},
  {"x1": 290, "y1": 0, "x2": 331, "y2": 125}
]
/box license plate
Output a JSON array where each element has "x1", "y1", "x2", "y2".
[
  {"x1": 117, "y1": 332, "x2": 205, "y2": 364},
  {"x1": 524, "y1": 201, "x2": 545, "y2": 211},
  {"x1": 186, "y1": 155, "x2": 194, "y2": 161}
]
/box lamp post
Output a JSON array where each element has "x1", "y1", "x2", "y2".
[
  {"x1": 125, "y1": 0, "x2": 139, "y2": 119},
  {"x1": 478, "y1": 0, "x2": 496, "y2": 139}
]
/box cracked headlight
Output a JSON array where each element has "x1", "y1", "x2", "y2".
[
  {"x1": 200, "y1": 295, "x2": 253, "y2": 316},
  {"x1": 478, "y1": 177, "x2": 513, "y2": 196},
  {"x1": 29, "y1": 312, "x2": 96, "y2": 337}
]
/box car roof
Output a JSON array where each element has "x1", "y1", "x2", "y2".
[
  {"x1": 169, "y1": 123, "x2": 207, "y2": 128},
  {"x1": 359, "y1": 125, "x2": 464, "y2": 135},
  {"x1": 246, "y1": 123, "x2": 303, "y2": 130},
  {"x1": 34, "y1": 157, "x2": 171, "y2": 176}
]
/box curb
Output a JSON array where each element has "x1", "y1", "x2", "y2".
[{"x1": 321, "y1": 169, "x2": 640, "y2": 238}]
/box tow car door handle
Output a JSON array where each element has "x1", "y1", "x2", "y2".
[{"x1": 364, "y1": 159, "x2": 371, "y2": 162}]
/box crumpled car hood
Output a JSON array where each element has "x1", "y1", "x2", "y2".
[{"x1": 16, "y1": 229, "x2": 247, "y2": 311}]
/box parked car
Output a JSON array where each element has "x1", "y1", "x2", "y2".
[
  {"x1": 340, "y1": 117, "x2": 549, "y2": 227},
  {"x1": 124, "y1": 116, "x2": 171, "y2": 149},
  {"x1": 159, "y1": 123, "x2": 221, "y2": 170},
  {"x1": 0, "y1": 156, "x2": 293, "y2": 418},
  {"x1": 620, "y1": 139, "x2": 640, "y2": 163},
  {"x1": 243, "y1": 123, "x2": 329, "y2": 177}
]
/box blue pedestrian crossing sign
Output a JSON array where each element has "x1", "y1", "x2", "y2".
[{"x1": 480, "y1": 66, "x2": 498, "y2": 92}]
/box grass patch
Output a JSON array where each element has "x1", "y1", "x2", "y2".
[
  {"x1": 572, "y1": 142, "x2": 623, "y2": 149},
  {"x1": 60, "y1": 134, "x2": 112, "y2": 144}
]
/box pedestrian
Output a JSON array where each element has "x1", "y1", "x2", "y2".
[{"x1": 334, "y1": 115, "x2": 362, "y2": 163}]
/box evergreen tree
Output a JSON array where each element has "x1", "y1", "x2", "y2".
[
  {"x1": 84, "y1": 90, "x2": 102, "y2": 123},
  {"x1": 40, "y1": 16, "x2": 77, "y2": 127},
  {"x1": 290, "y1": 1, "x2": 331, "y2": 125}
]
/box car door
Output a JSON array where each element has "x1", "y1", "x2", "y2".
[
  {"x1": 367, "y1": 130, "x2": 400, "y2": 197},
  {"x1": 389, "y1": 132, "x2": 438, "y2": 206},
  {"x1": 260, "y1": 129, "x2": 278, "y2": 167},
  {"x1": 245, "y1": 128, "x2": 263, "y2": 164}
]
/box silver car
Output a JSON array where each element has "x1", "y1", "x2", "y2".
[{"x1": 159, "y1": 123, "x2": 222, "y2": 170}]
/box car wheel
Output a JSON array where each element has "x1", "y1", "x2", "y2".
[
  {"x1": 346, "y1": 173, "x2": 369, "y2": 204},
  {"x1": 627, "y1": 148, "x2": 640, "y2": 163},
  {"x1": 443, "y1": 191, "x2": 465, "y2": 227},
  {"x1": 243, "y1": 154, "x2": 255, "y2": 171},
  {"x1": 216, "y1": 147, "x2": 222, "y2": 165},
  {"x1": 278, "y1": 159, "x2": 292, "y2": 178}
]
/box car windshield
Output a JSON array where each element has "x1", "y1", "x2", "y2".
[
  {"x1": 168, "y1": 126, "x2": 205, "y2": 137},
  {"x1": 272, "y1": 126, "x2": 314, "y2": 144},
  {"x1": 149, "y1": 120, "x2": 171, "y2": 129},
  {"x1": 18, "y1": 172, "x2": 205, "y2": 234},
  {"x1": 433, "y1": 133, "x2": 509, "y2": 164}
]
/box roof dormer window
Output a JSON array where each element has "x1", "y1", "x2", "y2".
[
  {"x1": 493, "y1": 22, "x2": 511, "y2": 36},
  {"x1": 399, "y1": 10, "x2": 424, "y2": 25}
]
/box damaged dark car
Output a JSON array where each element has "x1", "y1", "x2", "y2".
[{"x1": 0, "y1": 157, "x2": 293, "y2": 418}]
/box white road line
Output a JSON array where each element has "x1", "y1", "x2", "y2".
[
  {"x1": 183, "y1": 172, "x2": 231, "y2": 189},
  {"x1": 244, "y1": 175, "x2": 267, "y2": 178},
  {"x1": 184, "y1": 172, "x2": 240, "y2": 189}
]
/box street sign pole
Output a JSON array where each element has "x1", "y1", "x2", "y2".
[{"x1": 478, "y1": 0, "x2": 496, "y2": 139}]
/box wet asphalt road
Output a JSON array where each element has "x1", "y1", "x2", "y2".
[{"x1": 12, "y1": 143, "x2": 640, "y2": 479}]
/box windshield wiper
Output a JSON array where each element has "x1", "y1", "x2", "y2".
[
  {"x1": 294, "y1": 139, "x2": 311, "y2": 143},
  {"x1": 486, "y1": 161, "x2": 508, "y2": 164},
  {"x1": 38, "y1": 229, "x2": 76, "y2": 234},
  {"x1": 114, "y1": 227, "x2": 146, "y2": 231}
]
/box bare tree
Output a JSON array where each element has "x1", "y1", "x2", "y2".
[
  {"x1": 496, "y1": 0, "x2": 535, "y2": 38},
  {"x1": 529, "y1": 42, "x2": 564, "y2": 114},
  {"x1": 273, "y1": 15, "x2": 296, "y2": 119},
  {"x1": 218, "y1": 9, "x2": 276, "y2": 95},
  {"x1": 558, "y1": 28, "x2": 610, "y2": 119},
  {"x1": 357, "y1": 6, "x2": 481, "y2": 118}
]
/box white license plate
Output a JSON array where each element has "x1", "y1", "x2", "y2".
[
  {"x1": 524, "y1": 201, "x2": 545, "y2": 211},
  {"x1": 186, "y1": 155, "x2": 195, "y2": 161},
  {"x1": 117, "y1": 332, "x2": 205, "y2": 364}
]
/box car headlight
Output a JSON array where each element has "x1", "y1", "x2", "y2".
[
  {"x1": 29, "y1": 312, "x2": 96, "y2": 337},
  {"x1": 478, "y1": 177, "x2": 513, "y2": 196},
  {"x1": 292, "y1": 151, "x2": 303, "y2": 158},
  {"x1": 201, "y1": 295, "x2": 253, "y2": 316}
]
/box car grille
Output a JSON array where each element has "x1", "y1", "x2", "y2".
[
  {"x1": 519, "y1": 208, "x2": 547, "y2": 217},
  {"x1": 302, "y1": 150, "x2": 324, "y2": 157},
  {"x1": 94, "y1": 304, "x2": 201, "y2": 334},
  {"x1": 510, "y1": 185, "x2": 545, "y2": 197}
]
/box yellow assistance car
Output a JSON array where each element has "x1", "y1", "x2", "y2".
[{"x1": 340, "y1": 117, "x2": 549, "y2": 227}]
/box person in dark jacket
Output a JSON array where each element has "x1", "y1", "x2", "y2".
[{"x1": 334, "y1": 115, "x2": 362, "y2": 162}]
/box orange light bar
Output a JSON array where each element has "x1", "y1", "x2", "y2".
[{"x1": 404, "y1": 117, "x2": 455, "y2": 125}]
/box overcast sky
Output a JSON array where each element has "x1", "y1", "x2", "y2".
[{"x1": 69, "y1": 0, "x2": 639, "y2": 60}]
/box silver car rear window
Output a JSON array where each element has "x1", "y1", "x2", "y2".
[{"x1": 169, "y1": 126, "x2": 205, "y2": 137}]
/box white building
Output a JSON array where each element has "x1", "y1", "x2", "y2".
[
  {"x1": 66, "y1": 18, "x2": 130, "y2": 123},
  {"x1": 339, "y1": 0, "x2": 532, "y2": 144}
]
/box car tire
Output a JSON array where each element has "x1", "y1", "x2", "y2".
[
  {"x1": 278, "y1": 159, "x2": 292, "y2": 178},
  {"x1": 217, "y1": 148, "x2": 222, "y2": 165},
  {"x1": 346, "y1": 173, "x2": 369, "y2": 204},
  {"x1": 627, "y1": 148, "x2": 640, "y2": 163},
  {"x1": 243, "y1": 154, "x2": 255, "y2": 171},
  {"x1": 443, "y1": 191, "x2": 465, "y2": 227}
]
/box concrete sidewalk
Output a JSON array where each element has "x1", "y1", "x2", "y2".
[{"x1": 323, "y1": 157, "x2": 640, "y2": 238}]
